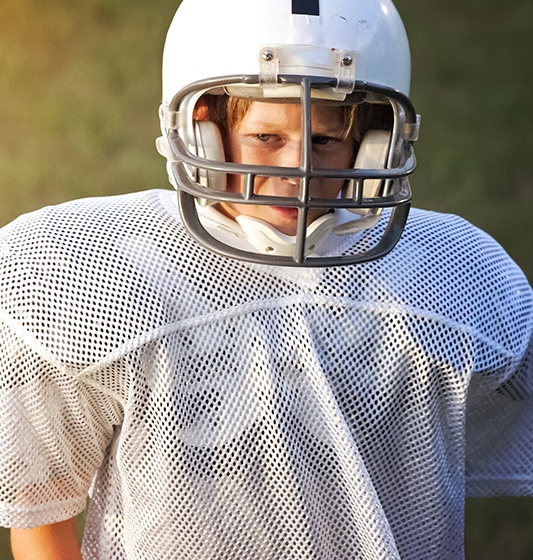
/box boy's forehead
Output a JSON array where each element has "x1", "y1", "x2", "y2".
[
  {"x1": 240, "y1": 100, "x2": 348, "y2": 126},
  {"x1": 244, "y1": 99, "x2": 347, "y2": 116}
]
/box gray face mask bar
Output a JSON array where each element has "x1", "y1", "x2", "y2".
[{"x1": 165, "y1": 75, "x2": 419, "y2": 267}]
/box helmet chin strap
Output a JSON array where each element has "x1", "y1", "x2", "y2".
[{"x1": 196, "y1": 203, "x2": 336, "y2": 257}]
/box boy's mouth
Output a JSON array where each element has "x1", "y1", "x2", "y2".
[{"x1": 271, "y1": 206, "x2": 299, "y2": 220}]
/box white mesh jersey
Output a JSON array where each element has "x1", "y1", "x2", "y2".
[{"x1": 0, "y1": 189, "x2": 532, "y2": 560}]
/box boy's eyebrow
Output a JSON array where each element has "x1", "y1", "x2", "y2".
[{"x1": 311, "y1": 124, "x2": 347, "y2": 136}]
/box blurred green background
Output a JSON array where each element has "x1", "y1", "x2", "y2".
[{"x1": 0, "y1": 0, "x2": 531, "y2": 558}]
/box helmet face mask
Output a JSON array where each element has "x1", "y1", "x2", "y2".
[{"x1": 158, "y1": 0, "x2": 420, "y2": 267}]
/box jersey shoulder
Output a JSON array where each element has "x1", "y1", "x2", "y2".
[
  {"x1": 394, "y1": 208, "x2": 532, "y2": 359},
  {"x1": 0, "y1": 189, "x2": 183, "y2": 364}
]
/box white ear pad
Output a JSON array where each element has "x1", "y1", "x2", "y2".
[
  {"x1": 155, "y1": 136, "x2": 179, "y2": 190},
  {"x1": 355, "y1": 129, "x2": 392, "y2": 197},
  {"x1": 193, "y1": 120, "x2": 227, "y2": 192},
  {"x1": 344, "y1": 129, "x2": 392, "y2": 215}
]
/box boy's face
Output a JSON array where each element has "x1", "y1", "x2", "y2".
[{"x1": 218, "y1": 101, "x2": 356, "y2": 236}]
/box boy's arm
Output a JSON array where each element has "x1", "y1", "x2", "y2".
[{"x1": 10, "y1": 517, "x2": 83, "y2": 560}]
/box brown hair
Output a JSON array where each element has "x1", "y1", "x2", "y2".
[{"x1": 198, "y1": 94, "x2": 362, "y2": 142}]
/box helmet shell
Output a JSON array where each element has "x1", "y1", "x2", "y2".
[{"x1": 162, "y1": 0, "x2": 411, "y2": 105}]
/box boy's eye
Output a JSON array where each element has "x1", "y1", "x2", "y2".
[
  {"x1": 312, "y1": 135, "x2": 338, "y2": 146},
  {"x1": 254, "y1": 134, "x2": 273, "y2": 142}
]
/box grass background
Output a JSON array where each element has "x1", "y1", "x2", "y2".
[{"x1": 0, "y1": 0, "x2": 532, "y2": 557}]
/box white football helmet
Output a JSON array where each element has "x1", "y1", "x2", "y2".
[{"x1": 157, "y1": 0, "x2": 420, "y2": 266}]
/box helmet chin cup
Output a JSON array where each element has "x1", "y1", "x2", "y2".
[{"x1": 236, "y1": 212, "x2": 336, "y2": 257}]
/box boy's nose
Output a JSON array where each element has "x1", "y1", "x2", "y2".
[
  {"x1": 275, "y1": 142, "x2": 302, "y2": 193},
  {"x1": 277, "y1": 140, "x2": 302, "y2": 168}
]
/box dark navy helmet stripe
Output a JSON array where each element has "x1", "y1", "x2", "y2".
[{"x1": 292, "y1": 0, "x2": 320, "y2": 16}]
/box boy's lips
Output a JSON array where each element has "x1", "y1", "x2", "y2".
[{"x1": 271, "y1": 206, "x2": 299, "y2": 220}]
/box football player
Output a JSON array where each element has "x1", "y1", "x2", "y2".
[{"x1": 3, "y1": 0, "x2": 532, "y2": 559}]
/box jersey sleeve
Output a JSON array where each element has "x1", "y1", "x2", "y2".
[
  {"x1": 0, "y1": 210, "x2": 125, "y2": 529},
  {"x1": 466, "y1": 331, "x2": 533, "y2": 496},
  {"x1": 0, "y1": 316, "x2": 124, "y2": 528},
  {"x1": 463, "y1": 230, "x2": 533, "y2": 496}
]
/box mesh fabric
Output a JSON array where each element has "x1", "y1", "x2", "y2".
[{"x1": 0, "y1": 189, "x2": 532, "y2": 559}]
